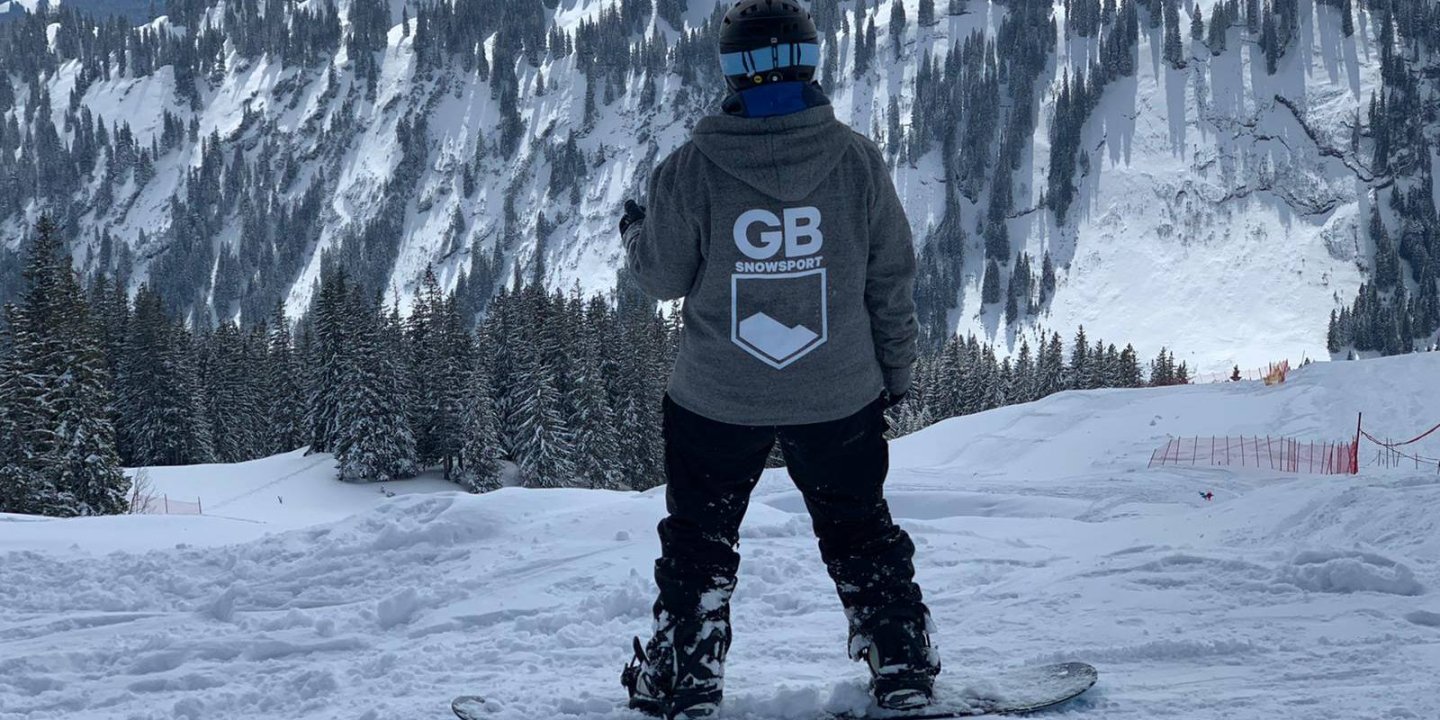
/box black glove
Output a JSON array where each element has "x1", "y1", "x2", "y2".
[{"x1": 619, "y1": 199, "x2": 647, "y2": 235}]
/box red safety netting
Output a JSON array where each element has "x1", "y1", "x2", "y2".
[
  {"x1": 1192, "y1": 360, "x2": 1294, "y2": 385},
  {"x1": 1149, "y1": 435, "x2": 1358, "y2": 475},
  {"x1": 1358, "y1": 420, "x2": 1440, "y2": 473}
]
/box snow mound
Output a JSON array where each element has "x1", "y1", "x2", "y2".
[
  {"x1": 1280, "y1": 549, "x2": 1424, "y2": 596},
  {"x1": 1405, "y1": 610, "x2": 1440, "y2": 628}
]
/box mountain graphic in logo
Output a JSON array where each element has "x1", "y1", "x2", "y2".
[
  {"x1": 730, "y1": 267, "x2": 828, "y2": 370},
  {"x1": 737, "y1": 312, "x2": 820, "y2": 364}
]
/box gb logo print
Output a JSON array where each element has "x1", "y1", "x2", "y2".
[{"x1": 730, "y1": 207, "x2": 829, "y2": 370}]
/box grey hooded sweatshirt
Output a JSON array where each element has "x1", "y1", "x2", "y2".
[{"x1": 624, "y1": 105, "x2": 918, "y2": 427}]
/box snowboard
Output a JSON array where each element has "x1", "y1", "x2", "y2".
[
  {"x1": 829, "y1": 662, "x2": 1098, "y2": 718},
  {"x1": 451, "y1": 662, "x2": 1096, "y2": 719}
]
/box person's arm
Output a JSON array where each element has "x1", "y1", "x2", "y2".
[
  {"x1": 862, "y1": 143, "x2": 919, "y2": 399},
  {"x1": 622, "y1": 155, "x2": 702, "y2": 301}
]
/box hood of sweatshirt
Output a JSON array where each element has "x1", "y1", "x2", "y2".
[{"x1": 689, "y1": 104, "x2": 855, "y2": 203}]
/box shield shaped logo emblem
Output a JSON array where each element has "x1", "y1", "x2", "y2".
[{"x1": 731, "y1": 268, "x2": 829, "y2": 370}]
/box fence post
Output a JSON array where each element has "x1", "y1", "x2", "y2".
[
  {"x1": 198, "y1": 497, "x2": 203, "y2": 515},
  {"x1": 164, "y1": 494, "x2": 169, "y2": 514},
  {"x1": 1225, "y1": 436, "x2": 1230, "y2": 466},
  {"x1": 1353, "y1": 413, "x2": 1363, "y2": 475},
  {"x1": 1255, "y1": 437, "x2": 1261, "y2": 467},
  {"x1": 1267, "y1": 436, "x2": 1274, "y2": 469}
]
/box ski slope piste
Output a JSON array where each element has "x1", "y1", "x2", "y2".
[{"x1": 2, "y1": 354, "x2": 1439, "y2": 718}]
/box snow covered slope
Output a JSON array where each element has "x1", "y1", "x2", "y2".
[
  {"x1": 138, "y1": 449, "x2": 459, "y2": 529},
  {"x1": 3, "y1": 0, "x2": 1426, "y2": 374},
  {"x1": 3, "y1": 353, "x2": 1438, "y2": 719},
  {"x1": 1011, "y1": 0, "x2": 1381, "y2": 370}
]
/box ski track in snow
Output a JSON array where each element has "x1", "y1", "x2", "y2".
[{"x1": 3, "y1": 355, "x2": 1440, "y2": 719}]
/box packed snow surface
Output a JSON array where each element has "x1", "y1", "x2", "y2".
[{"x1": 4, "y1": 355, "x2": 1440, "y2": 718}]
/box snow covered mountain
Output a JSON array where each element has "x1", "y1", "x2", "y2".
[
  {"x1": 1, "y1": 0, "x2": 1437, "y2": 372},
  {"x1": 3, "y1": 352, "x2": 1438, "y2": 718}
]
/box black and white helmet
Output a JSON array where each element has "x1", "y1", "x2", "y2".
[{"x1": 718, "y1": 0, "x2": 821, "y2": 92}]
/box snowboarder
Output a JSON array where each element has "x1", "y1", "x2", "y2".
[{"x1": 616, "y1": 2, "x2": 938, "y2": 718}]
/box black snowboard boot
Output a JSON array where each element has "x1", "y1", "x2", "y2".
[
  {"x1": 622, "y1": 607, "x2": 731, "y2": 719},
  {"x1": 854, "y1": 613, "x2": 941, "y2": 710}
]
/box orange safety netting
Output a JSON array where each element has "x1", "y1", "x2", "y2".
[
  {"x1": 130, "y1": 493, "x2": 204, "y2": 515},
  {"x1": 1149, "y1": 435, "x2": 1358, "y2": 475}
]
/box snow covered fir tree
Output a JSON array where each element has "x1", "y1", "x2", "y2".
[{"x1": 0, "y1": 217, "x2": 130, "y2": 517}]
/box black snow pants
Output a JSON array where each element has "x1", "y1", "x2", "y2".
[{"x1": 653, "y1": 393, "x2": 928, "y2": 650}]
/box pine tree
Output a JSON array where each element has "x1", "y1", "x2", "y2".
[
  {"x1": 0, "y1": 217, "x2": 129, "y2": 516},
  {"x1": 982, "y1": 259, "x2": 1002, "y2": 305},
  {"x1": 611, "y1": 305, "x2": 666, "y2": 490},
  {"x1": 1036, "y1": 332, "x2": 1067, "y2": 397},
  {"x1": 1163, "y1": 0, "x2": 1185, "y2": 68},
  {"x1": 265, "y1": 302, "x2": 304, "y2": 453},
  {"x1": 890, "y1": 0, "x2": 907, "y2": 59},
  {"x1": 49, "y1": 280, "x2": 130, "y2": 516},
  {"x1": 1039, "y1": 251, "x2": 1058, "y2": 307},
  {"x1": 513, "y1": 334, "x2": 575, "y2": 488},
  {"x1": 1012, "y1": 339, "x2": 1036, "y2": 403},
  {"x1": 435, "y1": 295, "x2": 473, "y2": 477},
  {"x1": 406, "y1": 277, "x2": 437, "y2": 464},
  {"x1": 203, "y1": 321, "x2": 263, "y2": 463},
  {"x1": 821, "y1": 28, "x2": 840, "y2": 89},
  {"x1": 854, "y1": 13, "x2": 874, "y2": 77},
  {"x1": 1206, "y1": 3, "x2": 1229, "y2": 54},
  {"x1": 456, "y1": 358, "x2": 503, "y2": 492},
  {"x1": 1371, "y1": 206, "x2": 1401, "y2": 291},
  {"x1": 89, "y1": 275, "x2": 129, "y2": 399},
  {"x1": 887, "y1": 94, "x2": 902, "y2": 155},
  {"x1": 1150, "y1": 348, "x2": 1179, "y2": 385},
  {"x1": 117, "y1": 286, "x2": 214, "y2": 466},
  {"x1": 1260, "y1": 6, "x2": 1278, "y2": 74},
  {"x1": 919, "y1": 0, "x2": 936, "y2": 27},
  {"x1": 1119, "y1": 344, "x2": 1143, "y2": 387},
  {"x1": 1071, "y1": 326, "x2": 1091, "y2": 389},
  {"x1": 568, "y1": 300, "x2": 625, "y2": 490},
  {"x1": 335, "y1": 291, "x2": 418, "y2": 482}
]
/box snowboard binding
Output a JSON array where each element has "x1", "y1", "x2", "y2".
[
  {"x1": 622, "y1": 616, "x2": 730, "y2": 720},
  {"x1": 855, "y1": 614, "x2": 942, "y2": 711}
]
